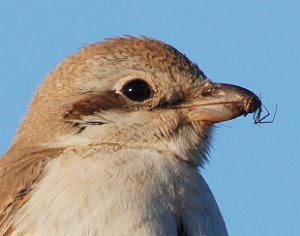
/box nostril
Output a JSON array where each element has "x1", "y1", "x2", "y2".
[{"x1": 201, "y1": 88, "x2": 214, "y2": 97}]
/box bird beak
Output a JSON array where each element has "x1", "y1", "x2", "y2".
[{"x1": 179, "y1": 83, "x2": 261, "y2": 124}]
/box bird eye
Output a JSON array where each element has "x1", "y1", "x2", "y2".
[{"x1": 122, "y1": 79, "x2": 152, "y2": 102}]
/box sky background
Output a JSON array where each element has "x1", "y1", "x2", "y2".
[{"x1": 1, "y1": 1, "x2": 299, "y2": 235}]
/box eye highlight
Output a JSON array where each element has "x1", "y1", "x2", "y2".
[{"x1": 122, "y1": 79, "x2": 152, "y2": 102}]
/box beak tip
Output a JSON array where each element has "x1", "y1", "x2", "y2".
[{"x1": 244, "y1": 96, "x2": 261, "y2": 114}]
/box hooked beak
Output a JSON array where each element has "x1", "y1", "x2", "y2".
[{"x1": 179, "y1": 83, "x2": 261, "y2": 124}]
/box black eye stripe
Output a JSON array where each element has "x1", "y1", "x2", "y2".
[
  {"x1": 122, "y1": 79, "x2": 152, "y2": 102},
  {"x1": 64, "y1": 92, "x2": 131, "y2": 121}
]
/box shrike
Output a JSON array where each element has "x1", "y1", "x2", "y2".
[{"x1": 0, "y1": 37, "x2": 261, "y2": 236}]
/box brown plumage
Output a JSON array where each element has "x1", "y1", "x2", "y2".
[{"x1": 0, "y1": 37, "x2": 260, "y2": 236}]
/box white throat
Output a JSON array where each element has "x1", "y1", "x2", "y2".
[{"x1": 11, "y1": 146, "x2": 227, "y2": 236}]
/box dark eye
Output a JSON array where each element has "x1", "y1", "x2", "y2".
[{"x1": 122, "y1": 79, "x2": 152, "y2": 102}]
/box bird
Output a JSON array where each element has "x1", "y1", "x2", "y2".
[{"x1": 0, "y1": 36, "x2": 261, "y2": 236}]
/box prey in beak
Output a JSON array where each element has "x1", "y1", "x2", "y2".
[{"x1": 178, "y1": 82, "x2": 262, "y2": 124}]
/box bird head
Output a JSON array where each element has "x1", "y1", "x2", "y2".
[{"x1": 13, "y1": 37, "x2": 260, "y2": 166}]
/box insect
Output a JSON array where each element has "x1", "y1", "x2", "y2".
[{"x1": 253, "y1": 103, "x2": 277, "y2": 124}]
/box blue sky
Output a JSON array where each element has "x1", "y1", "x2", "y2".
[{"x1": 1, "y1": 1, "x2": 299, "y2": 235}]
